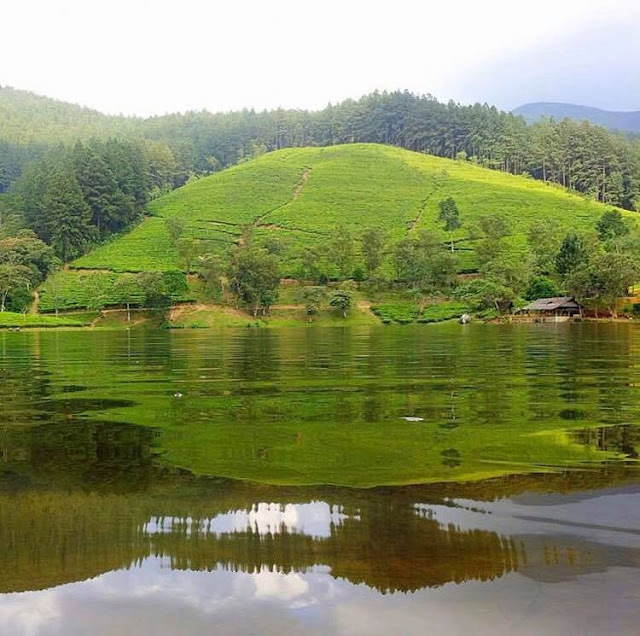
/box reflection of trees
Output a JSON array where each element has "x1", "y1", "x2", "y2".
[
  {"x1": 0, "y1": 487, "x2": 519, "y2": 595},
  {"x1": 0, "y1": 492, "x2": 150, "y2": 593},
  {"x1": 3, "y1": 466, "x2": 640, "y2": 595},
  {"x1": 2, "y1": 420, "x2": 158, "y2": 493},
  {"x1": 574, "y1": 425, "x2": 639, "y2": 459}
]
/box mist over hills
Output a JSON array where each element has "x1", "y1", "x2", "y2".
[{"x1": 514, "y1": 102, "x2": 640, "y2": 133}]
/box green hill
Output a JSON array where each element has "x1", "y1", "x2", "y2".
[{"x1": 40, "y1": 143, "x2": 633, "y2": 312}]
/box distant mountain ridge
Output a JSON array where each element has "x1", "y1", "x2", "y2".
[{"x1": 513, "y1": 102, "x2": 640, "y2": 133}]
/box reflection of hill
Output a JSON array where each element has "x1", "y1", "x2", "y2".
[
  {"x1": 2, "y1": 325, "x2": 639, "y2": 487},
  {"x1": 2, "y1": 474, "x2": 639, "y2": 595},
  {"x1": 2, "y1": 325, "x2": 640, "y2": 595}
]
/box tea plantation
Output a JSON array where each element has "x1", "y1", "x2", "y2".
[{"x1": 40, "y1": 143, "x2": 631, "y2": 311}]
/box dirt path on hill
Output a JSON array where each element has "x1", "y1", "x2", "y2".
[
  {"x1": 292, "y1": 167, "x2": 312, "y2": 200},
  {"x1": 212, "y1": 167, "x2": 317, "y2": 248},
  {"x1": 408, "y1": 180, "x2": 444, "y2": 233},
  {"x1": 250, "y1": 167, "x2": 314, "y2": 231}
]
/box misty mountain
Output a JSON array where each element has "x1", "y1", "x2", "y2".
[{"x1": 514, "y1": 102, "x2": 640, "y2": 133}]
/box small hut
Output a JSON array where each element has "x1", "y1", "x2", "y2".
[{"x1": 520, "y1": 296, "x2": 583, "y2": 319}]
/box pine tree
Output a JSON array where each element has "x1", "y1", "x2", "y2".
[{"x1": 44, "y1": 163, "x2": 94, "y2": 261}]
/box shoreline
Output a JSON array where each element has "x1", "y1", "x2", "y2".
[{"x1": 1, "y1": 305, "x2": 637, "y2": 332}]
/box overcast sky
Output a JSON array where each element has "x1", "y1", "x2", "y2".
[{"x1": 2, "y1": 0, "x2": 639, "y2": 116}]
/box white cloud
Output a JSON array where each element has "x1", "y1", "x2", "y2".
[
  {"x1": 143, "y1": 501, "x2": 353, "y2": 538},
  {"x1": 2, "y1": 0, "x2": 639, "y2": 114},
  {"x1": 0, "y1": 592, "x2": 60, "y2": 636}
]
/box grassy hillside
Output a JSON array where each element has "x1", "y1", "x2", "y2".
[{"x1": 42, "y1": 143, "x2": 633, "y2": 310}]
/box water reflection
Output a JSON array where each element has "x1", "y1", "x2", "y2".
[
  {"x1": 2, "y1": 472, "x2": 639, "y2": 596},
  {"x1": 144, "y1": 502, "x2": 353, "y2": 539},
  {"x1": 1, "y1": 325, "x2": 640, "y2": 634},
  {"x1": 1, "y1": 325, "x2": 639, "y2": 486}
]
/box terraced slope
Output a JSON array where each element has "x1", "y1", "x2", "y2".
[{"x1": 41, "y1": 143, "x2": 633, "y2": 310}]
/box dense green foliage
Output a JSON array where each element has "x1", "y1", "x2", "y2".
[
  {"x1": 229, "y1": 246, "x2": 280, "y2": 315},
  {"x1": 18, "y1": 139, "x2": 171, "y2": 261},
  {"x1": 39, "y1": 270, "x2": 194, "y2": 313},
  {"x1": 3, "y1": 87, "x2": 640, "y2": 319},
  {"x1": 0, "y1": 230, "x2": 55, "y2": 311},
  {"x1": 372, "y1": 300, "x2": 469, "y2": 324}
]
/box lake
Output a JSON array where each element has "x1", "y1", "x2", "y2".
[{"x1": 1, "y1": 323, "x2": 639, "y2": 635}]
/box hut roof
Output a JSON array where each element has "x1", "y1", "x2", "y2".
[{"x1": 522, "y1": 297, "x2": 582, "y2": 311}]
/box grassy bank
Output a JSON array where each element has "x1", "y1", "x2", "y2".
[{"x1": 0, "y1": 312, "x2": 91, "y2": 328}]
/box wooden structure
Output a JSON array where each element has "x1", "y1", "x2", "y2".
[{"x1": 520, "y1": 297, "x2": 583, "y2": 319}]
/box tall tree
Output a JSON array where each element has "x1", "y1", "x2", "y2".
[
  {"x1": 329, "y1": 282, "x2": 355, "y2": 318},
  {"x1": 73, "y1": 141, "x2": 118, "y2": 237},
  {"x1": 596, "y1": 209, "x2": 629, "y2": 249},
  {"x1": 298, "y1": 286, "x2": 326, "y2": 321},
  {"x1": 590, "y1": 252, "x2": 637, "y2": 318},
  {"x1": 555, "y1": 233, "x2": 590, "y2": 277},
  {"x1": 113, "y1": 274, "x2": 140, "y2": 322},
  {"x1": 198, "y1": 253, "x2": 224, "y2": 300},
  {"x1": 527, "y1": 220, "x2": 562, "y2": 275},
  {"x1": 360, "y1": 227, "x2": 387, "y2": 276},
  {"x1": 438, "y1": 197, "x2": 462, "y2": 252},
  {"x1": 229, "y1": 246, "x2": 280, "y2": 316},
  {"x1": 43, "y1": 164, "x2": 94, "y2": 261},
  {"x1": 177, "y1": 237, "x2": 200, "y2": 273},
  {"x1": 0, "y1": 263, "x2": 31, "y2": 312},
  {"x1": 327, "y1": 225, "x2": 355, "y2": 280}
]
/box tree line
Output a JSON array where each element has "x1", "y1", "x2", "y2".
[
  {"x1": 2, "y1": 87, "x2": 639, "y2": 210},
  {"x1": 130, "y1": 93, "x2": 640, "y2": 210}
]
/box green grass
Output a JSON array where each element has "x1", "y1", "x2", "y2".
[
  {"x1": 72, "y1": 217, "x2": 180, "y2": 272},
  {"x1": 372, "y1": 300, "x2": 470, "y2": 324},
  {"x1": 170, "y1": 306, "x2": 267, "y2": 329},
  {"x1": 372, "y1": 301, "x2": 421, "y2": 324},
  {"x1": 81, "y1": 144, "x2": 635, "y2": 276},
  {"x1": 0, "y1": 312, "x2": 88, "y2": 328},
  {"x1": 418, "y1": 301, "x2": 470, "y2": 323},
  {"x1": 170, "y1": 304, "x2": 381, "y2": 329},
  {"x1": 42, "y1": 142, "x2": 634, "y2": 306}
]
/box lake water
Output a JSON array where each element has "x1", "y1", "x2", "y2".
[{"x1": 1, "y1": 324, "x2": 639, "y2": 635}]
